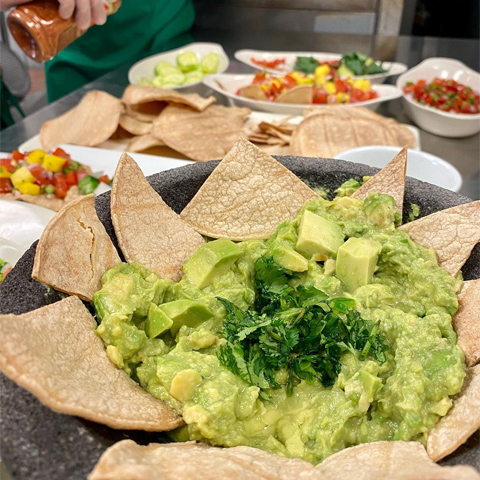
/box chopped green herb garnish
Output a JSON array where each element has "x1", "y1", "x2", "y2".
[
  {"x1": 293, "y1": 56, "x2": 319, "y2": 74},
  {"x1": 217, "y1": 255, "x2": 388, "y2": 396}
]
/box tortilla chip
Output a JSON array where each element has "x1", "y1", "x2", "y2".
[
  {"x1": 125, "y1": 103, "x2": 165, "y2": 123},
  {"x1": 454, "y1": 280, "x2": 480, "y2": 367},
  {"x1": 399, "y1": 200, "x2": 480, "y2": 276},
  {"x1": 291, "y1": 106, "x2": 403, "y2": 157},
  {"x1": 180, "y1": 138, "x2": 318, "y2": 240},
  {"x1": 0, "y1": 296, "x2": 181, "y2": 431},
  {"x1": 40, "y1": 91, "x2": 122, "y2": 151},
  {"x1": 32, "y1": 194, "x2": 120, "y2": 301},
  {"x1": 427, "y1": 364, "x2": 480, "y2": 462},
  {"x1": 258, "y1": 144, "x2": 291, "y2": 155},
  {"x1": 258, "y1": 119, "x2": 296, "y2": 135},
  {"x1": 238, "y1": 84, "x2": 266, "y2": 101},
  {"x1": 352, "y1": 146, "x2": 407, "y2": 213},
  {"x1": 119, "y1": 114, "x2": 152, "y2": 136},
  {"x1": 151, "y1": 104, "x2": 250, "y2": 162},
  {"x1": 89, "y1": 440, "x2": 480, "y2": 480},
  {"x1": 122, "y1": 85, "x2": 215, "y2": 112},
  {"x1": 275, "y1": 85, "x2": 313, "y2": 104},
  {"x1": 111, "y1": 153, "x2": 204, "y2": 282},
  {"x1": 127, "y1": 134, "x2": 165, "y2": 153}
]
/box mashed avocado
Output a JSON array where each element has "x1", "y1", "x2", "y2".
[{"x1": 94, "y1": 192, "x2": 465, "y2": 464}]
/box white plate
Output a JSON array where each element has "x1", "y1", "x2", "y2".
[
  {"x1": 0, "y1": 199, "x2": 55, "y2": 267},
  {"x1": 336, "y1": 145, "x2": 462, "y2": 192},
  {"x1": 234, "y1": 49, "x2": 407, "y2": 84},
  {"x1": 203, "y1": 73, "x2": 402, "y2": 115},
  {"x1": 128, "y1": 42, "x2": 229, "y2": 91}
]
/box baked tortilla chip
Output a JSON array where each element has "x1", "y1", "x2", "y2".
[
  {"x1": 399, "y1": 200, "x2": 480, "y2": 276},
  {"x1": 427, "y1": 364, "x2": 480, "y2": 462},
  {"x1": 111, "y1": 153, "x2": 204, "y2": 282},
  {"x1": 32, "y1": 194, "x2": 120, "y2": 301},
  {"x1": 352, "y1": 146, "x2": 407, "y2": 213},
  {"x1": 454, "y1": 280, "x2": 480, "y2": 367},
  {"x1": 0, "y1": 296, "x2": 181, "y2": 431},
  {"x1": 275, "y1": 85, "x2": 312, "y2": 104},
  {"x1": 89, "y1": 440, "x2": 480, "y2": 480},
  {"x1": 119, "y1": 114, "x2": 152, "y2": 136},
  {"x1": 238, "y1": 84, "x2": 266, "y2": 101},
  {"x1": 40, "y1": 91, "x2": 122, "y2": 151},
  {"x1": 151, "y1": 104, "x2": 250, "y2": 162},
  {"x1": 122, "y1": 85, "x2": 215, "y2": 112},
  {"x1": 127, "y1": 134, "x2": 165, "y2": 153},
  {"x1": 180, "y1": 138, "x2": 318, "y2": 240}
]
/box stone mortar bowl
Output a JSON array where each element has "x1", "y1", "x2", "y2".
[{"x1": 0, "y1": 156, "x2": 479, "y2": 480}]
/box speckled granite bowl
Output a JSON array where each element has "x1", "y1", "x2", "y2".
[{"x1": 0, "y1": 157, "x2": 478, "y2": 480}]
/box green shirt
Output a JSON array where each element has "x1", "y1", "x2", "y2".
[{"x1": 45, "y1": 0, "x2": 195, "y2": 102}]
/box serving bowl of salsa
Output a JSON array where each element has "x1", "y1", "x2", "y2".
[{"x1": 396, "y1": 58, "x2": 480, "y2": 138}]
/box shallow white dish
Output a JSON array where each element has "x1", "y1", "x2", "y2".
[
  {"x1": 0, "y1": 199, "x2": 55, "y2": 267},
  {"x1": 128, "y1": 42, "x2": 229, "y2": 92},
  {"x1": 234, "y1": 49, "x2": 407, "y2": 84},
  {"x1": 396, "y1": 58, "x2": 480, "y2": 138},
  {"x1": 203, "y1": 73, "x2": 402, "y2": 115},
  {"x1": 336, "y1": 145, "x2": 462, "y2": 192}
]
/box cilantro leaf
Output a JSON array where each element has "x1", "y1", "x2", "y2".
[{"x1": 293, "y1": 56, "x2": 320, "y2": 74}]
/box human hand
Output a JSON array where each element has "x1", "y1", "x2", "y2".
[{"x1": 58, "y1": 0, "x2": 107, "y2": 32}]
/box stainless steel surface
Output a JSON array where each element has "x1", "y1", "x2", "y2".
[{"x1": 0, "y1": 30, "x2": 478, "y2": 200}]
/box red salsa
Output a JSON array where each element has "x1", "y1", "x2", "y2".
[{"x1": 403, "y1": 78, "x2": 479, "y2": 114}]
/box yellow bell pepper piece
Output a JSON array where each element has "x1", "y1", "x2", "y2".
[
  {"x1": 0, "y1": 166, "x2": 12, "y2": 178},
  {"x1": 324, "y1": 82, "x2": 337, "y2": 95},
  {"x1": 26, "y1": 149, "x2": 46, "y2": 165},
  {"x1": 43, "y1": 154, "x2": 66, "y2": 172},
  {"x1": 17, "y1": 182, "x2": 41, "y2": 195},
  {"x1": 314, "y1": 65, "x2": 330, "y2": 77},
  {"x1": 10, "y1": 166, "x2": 35, "y2": 188}
]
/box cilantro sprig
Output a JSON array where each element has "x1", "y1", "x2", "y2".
[{"x1": 217, "y1": 255, "x2": 388, "y2": 396}]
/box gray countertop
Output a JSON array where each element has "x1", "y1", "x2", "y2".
[{"x1": 0, "y1": 29, "x2": 478, "y2": 199}]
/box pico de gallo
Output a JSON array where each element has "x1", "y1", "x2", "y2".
[
  {"x1": 0, "y1": 148, "x2": 110, "y2": 200},
  {"x1": 403, "y1": 78, "x2": 480, "y2": 114},
  {"x1": 0, "y1": 258, "x2": 12, "y2": 284},
  {"x1": 240, "y1": 66, "x2": 378, "y2": 104}
]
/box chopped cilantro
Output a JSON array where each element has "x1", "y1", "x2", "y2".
[
  {"x1": 293, "y1": 56, "x2": 319, "y2": 74},
  {"x1": 217, "y1": 255, "x2": 388, "y2": 396}
]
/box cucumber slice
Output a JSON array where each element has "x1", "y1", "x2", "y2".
[
  {"x1": 152, "y1": 76, "x2": 164, "y2": 88},
  {"x1": 184, "y1": 70, "x2": 204, "y2": 85},
  {"x1": 139, "y1": 76, "x2": 151, "y2": 86},
  {"x1": 200, "y1": 52, "x2": 219, "y2": 74},
  {"x1": 177, "y1": 51, "x2": 199, "y2": 73},
  {"x1": 162, "y1": 72, "x2": 186, "y2": 86},
  {"x1": 154, "y1": 61, "x2": 181, "y2": 77}
]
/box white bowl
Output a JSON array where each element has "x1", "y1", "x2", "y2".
[
  {"x1": 203, "y1": 73, "x2": 402, "y2": 115},
  {"x1": 234, "y1": 49, "x2": 407, "y2": 84},
  {"x1": 396, "y1": 58, "x2": 480, "y2": 138},
  {"x1": 128, "y1": 42, "x2": 229, "y2": 92},
  {"x1": 336, "y1": 145, "x2": 462, "y2": 192}
]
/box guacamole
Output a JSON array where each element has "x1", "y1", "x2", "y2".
[{"x1": 94, "y1": 192, "x2": 465, "y2": 464}]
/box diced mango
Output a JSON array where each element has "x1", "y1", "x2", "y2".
[
  {"x1": 336, "y1": 92, "x2": 350, "y2": 103},
  {"x1": 353, "y1": 79, "x2": 371, "y2": 92},
  {"x1": 324, "y1": 82, "x2": 336, "y2": 95},
  {"x1": 26, "y1": 149, "x2": 45, "y2": 165},
  {"x1": 315, "y1": 75, "x2": 326, "y2": 87},
  {"x1": 315, "y1": 65, "x2": 330, "y2": 76},
  {"x1": 43, "y1": 154, "x2": 66, "y2": 172},
  {"x1": 10, "y1": 166, "x2": 35, "y2": 187},
  {"x1": 0, "y1": 166, "x2": 12, "y2": 178},
  {"x1": 17, "y1": 182, "x2": 40, "y2": 195}
]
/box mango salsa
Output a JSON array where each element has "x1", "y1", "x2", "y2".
[
  {"x1": 17, "y1": 182, "x2": 41, "y2": 195},
  {"x1": 26, "y1": 149, "x2": 46, "y2": 165},
  {"x1": 43, "y1": 154, "x2": 66, "y2": 172},
  {"x1": 10, "y1": 166, "x2": 35, "y2": 188}
]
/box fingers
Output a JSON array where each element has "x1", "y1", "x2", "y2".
[
  {"x1": 91, "y1": 0, "x2": 107, "y2": 25},
  {"x1": 74, "y1": 0, "x2": 91, "y2": 31},
  {"x1": 58, "y1": 0, "x2": 75, "y2": 20}
]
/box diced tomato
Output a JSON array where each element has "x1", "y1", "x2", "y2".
[
  {"x1": 53, "y1": 172, "x2": 68, "y2": 199},
  {"x1": 0, "y1": 177, "x2": 13, "y2": 193},
  {"x1": 0, "y1": 158, "x2": 16, "y2": 173},
  {"x1": 312, "y1": 89, "x2": 327, "y2": 104},
  {"x1": 29, "y1": 164, "x2": 52, "y2": 186},
  {"x1": 11, "y1": 150, "x2": 24, "y2": 161},
  {"x1": 98, "y1": 174, "x2": 110, "y2": 185},
  {"x1": 335, "y1": 78, "x2": 349, "y2": 93},
  {"x1": 253, "y1": 72, "x2": 267, "y2": 84},
  {"x1": 65, "y1": 169, "x2": 78, "y2": 186},
  {"x1": 52, "y1": 147, "x2": 71, "y2": 160},
  {"x1": 251, "y1": 57, "x2": 286, "y2": 70},
  {"x1": 76, "y1": 169, "x2": 88, "y2": 182}
]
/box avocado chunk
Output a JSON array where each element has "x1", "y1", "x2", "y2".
[
  {"x1": 160, "y1": 300, "x2": 212, "y2": 335},
  {"x1": 145, "y1": 302, "x2": 173, "y2": 338},
  {"x1": 170, "y1": 369, "x2": 202, "y2": 402},
  {"x1": 335, "y1": 237, "x2": 382, "y2": 292},
  {"x1": 184, "y1": 238, "x2": 241, "y2": 289},
  {"x1": 296, "y1": 211, "x2": 344, "y2": 259},
  {"x1": 270, "y1": 243, "x2": 308, "y2": 272}
]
